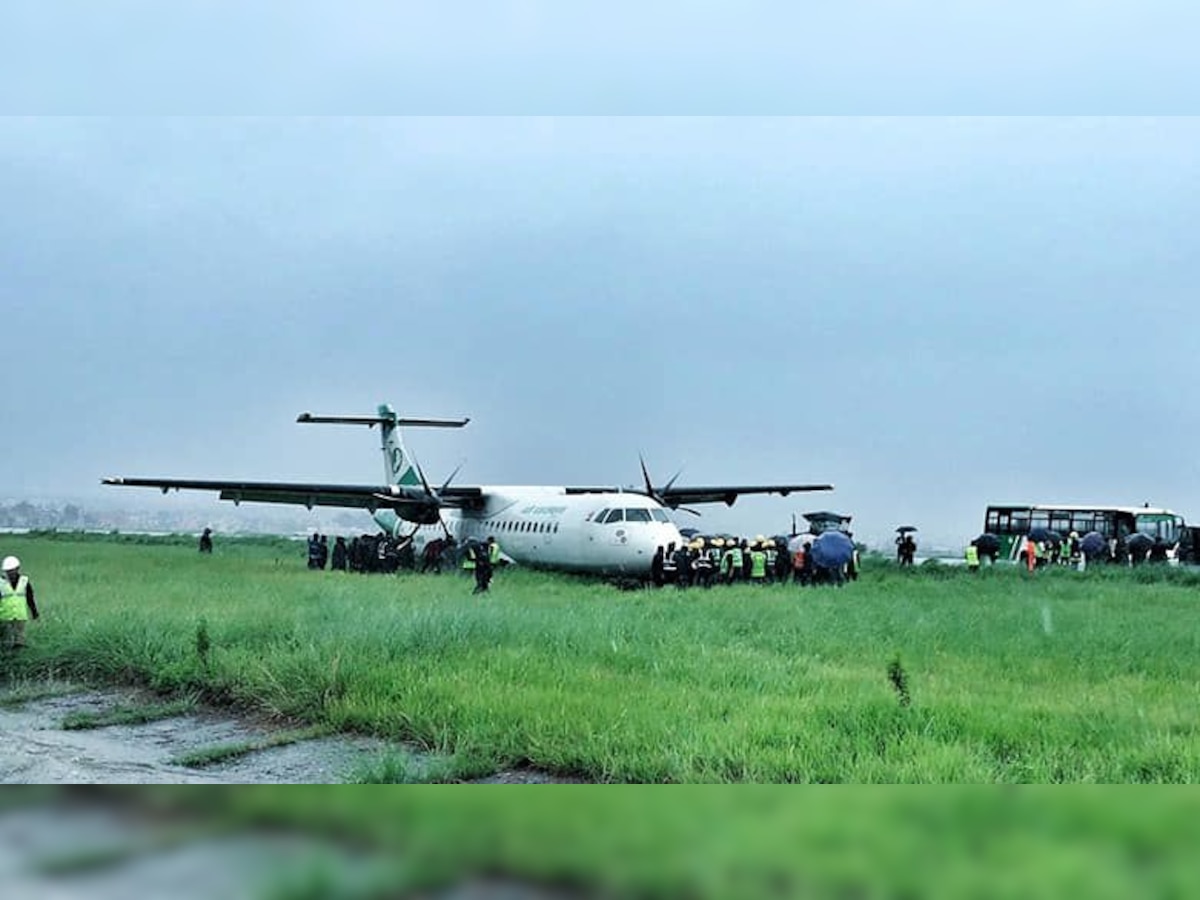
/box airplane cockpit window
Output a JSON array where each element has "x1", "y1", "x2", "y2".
[
  {"x1": 591, "y1": 509, "x2": 608, "y2": 523},
  {"x1": 625, "y1": 508, "x2": 652, "y2": 523},
  {"x1": 651, "y1": 509, "x2": 671, "y2": 523},
  {"x1": 603, "y1": 509, "x2": 624, "y2": 524}
]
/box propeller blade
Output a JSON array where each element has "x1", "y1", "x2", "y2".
[
  {"x1": 410, "y1": 453, "x2": 434, "y2": 497},
  {"x1": 639, "y1": 454, "x2": 655, "y2": 496},
  {"x1": 439, "y1": 460, "x2": 464, "y2": 494},
  {"x1": 663, "y1": 466, "x2": 684, "y2": 493}
]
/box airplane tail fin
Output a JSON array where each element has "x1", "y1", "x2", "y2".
[{"x1": 297, "y1": 404, "x2": 469, "y2": 487}]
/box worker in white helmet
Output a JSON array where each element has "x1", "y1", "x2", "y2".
[{"x1": 1, "y1": 556, "x2": 39, "y2": 650}]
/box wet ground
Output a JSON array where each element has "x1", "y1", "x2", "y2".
[
  {"x1": 0, "y1": 683, "x2": 583, "y2": 785},
  {"x1": 0, "y1": 686, "x2": 391, "y2": 784}
]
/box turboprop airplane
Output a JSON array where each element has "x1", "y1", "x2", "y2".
[{"x1": 103, "y1": 404, "x2": 833, "y2": 576}]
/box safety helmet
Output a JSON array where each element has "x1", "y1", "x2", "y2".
[{"x1": 1, "y1": 556, "x2": 19, "y2": 571}]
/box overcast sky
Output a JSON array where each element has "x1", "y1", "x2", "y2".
[
  {"x1": 3, "y1": 5, "x2": 1199, "y2": 549},
  {"x1": 5, "y1": 116, "x2": 1199, "y2": 549}
]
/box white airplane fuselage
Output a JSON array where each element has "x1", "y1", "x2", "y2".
[{"x1": 373, "y1": 486, "x2": 683, "y2": 576}]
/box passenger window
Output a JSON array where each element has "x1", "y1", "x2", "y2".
[
  {"x1": 626, "y1": 508, "x2": 652, "y2": 523},
  {"x1": 604, "y1": 509, "x2": 624, "y2": 524}
]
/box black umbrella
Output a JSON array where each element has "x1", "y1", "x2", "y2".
[
  {"x1": 1027, "y1": 527, "x2": 1062, "y2": 544},
  {"x1": 1080, "y1": 531, "x2": 1108, "y2": 559},
  {"x1": 1125, "y1": 532, "x2": 1154, "y2": 556},
  {"x1": 895, "y1": 525, "x2": 918, "y2": 534},
  {"x1": 811, "y1": 530, "x2": 855, "y2": 569},
  {"x1": 974, "y1": 533, "x2": 1000, "y2": 555}
]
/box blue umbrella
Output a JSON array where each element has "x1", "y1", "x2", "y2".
[
  {"x1": 1080, "y1": 531, "x2": 1107, "y2": 559},
  {"x1": 810, "y1": 530, "x2": 854, "y2": 569}
]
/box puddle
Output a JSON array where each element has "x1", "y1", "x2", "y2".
[{"x1": 0, "y1": 687, "x2": 391, "y2": 785}]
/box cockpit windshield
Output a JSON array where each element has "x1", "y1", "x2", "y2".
[
  {"x1": 651, "y1": 509, "x2": 671, "y2": 523},
  {"x1": 625, "y1": 508, "x2": 652, "y2": 523}
]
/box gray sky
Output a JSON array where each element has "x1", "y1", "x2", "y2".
[{"x1": 5, "y1": 116, "x2": 1200, "y2": 549}]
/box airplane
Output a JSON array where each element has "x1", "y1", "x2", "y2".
[{"x1": 103, "y1": 404, "x2": 834, "y2": 576}]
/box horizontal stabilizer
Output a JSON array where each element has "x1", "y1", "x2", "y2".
[{"x1": 297, "y1": 412, "x2": 469, "y2": 428}]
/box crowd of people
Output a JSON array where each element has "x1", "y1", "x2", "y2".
[
  {"x1": 1009, "y1": 532, "x2": 1177, "y2": 573},
  {"x1": 302, "y1": 531, "x2": 502, "y2": 593},
  {"x1": 651, "y1": 535, "x2": 860, "y2": 589}
]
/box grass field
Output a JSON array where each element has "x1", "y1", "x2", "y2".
[{"x1": 2, "y1": 533, "x2": 1198, "y2": 784}]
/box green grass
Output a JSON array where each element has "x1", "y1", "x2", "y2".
[
  {"x1": 2, "y1": 534, "x2": 1199, "y2": 782},
  {"x1": 60, "y1": 696, "x2": 198, "y2": 730},
  {"x1": 172, "y1": 724, "x2": 337, "y2": 768}
]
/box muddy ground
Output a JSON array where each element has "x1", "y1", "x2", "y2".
[
  {"x1": 0, "y1": 684, "x2": 581, "y2": 785},
  {"x1": 0, "y1": 686, "x2": 391, "y2": 784}
]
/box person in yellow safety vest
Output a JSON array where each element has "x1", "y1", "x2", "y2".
[
  {"x1": 726, "y1": 542, "x2": 744, "y2": 585},
  {"x1": 461, "y1": 542, "x2": 476, "y2": 574},
  {"x1": 965, "y1": 542, "x2": 980, "y2": 573},
  {"x1": 0, "y1": 556, "x2": 39, "y2": 651},
  {"x1": 487, "y1": 536, "x2": 502, "y2": 566},
  {"x1": 749, "y1": 546, "x2": 767, "y2": 583}
]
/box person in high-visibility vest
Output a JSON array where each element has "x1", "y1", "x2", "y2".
[
  {"x1": 0, "y1": 556, "x2": 39, "y2": 651},
  {"x1": 965, "y1": 542, "x2": 980, "y2": 573},
  {"x1": 487, "y1": 536, "x2": 502, "y2": 566},
  {"x1": 461, "y1": 542, "x2": 477, "y2": 574},
  {"x1": 749, "y1": 546, "x2": 767, "y2": 584}
]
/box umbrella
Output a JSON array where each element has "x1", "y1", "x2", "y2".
[
  {"x1": 1026, "y1": 527, "x2": 1062, "y2": 544},
  {"x1": 810, "y1": 530, "x2": 855, "y2": 569},
  {"x1": 787, "y1": 534, "x2": 813, "y2": 554},
  {"x1": 1080, "y1": 531, "x2": 1108, "y2": 559},
  {"x1": 1125, "y1": 532, "x2": 1154, "y2": 557},
  {"x1": 974, "y1": 533, "x2": 1000, "y2": 555},
  {"x1": 895, "y1": 525, "x2": 919, "y2": 534}
]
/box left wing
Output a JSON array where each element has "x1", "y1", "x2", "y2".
[{"x1": 101, "y1": 476, "x2": 484, "y2": 522}]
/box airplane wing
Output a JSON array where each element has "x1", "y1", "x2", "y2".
[
  {"x1": 101, "y1": 477, "x2": 484, "y2": 515},
  {"x1": 564, "y1": 482, "x2": 833, "y2": 507},
  {"x1": 656, "y1": 483, "x2": 834, "y2": 507}
]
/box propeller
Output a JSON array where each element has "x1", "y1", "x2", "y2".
[
  {"x1": 639, "y1": 455, "x2": 702, "y2": 516},
  {"x1": 410, "y1": 453, "x2": 460, "y2": 538}
]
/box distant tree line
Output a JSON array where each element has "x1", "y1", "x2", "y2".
[{"x1": 0, "y1": 501, "x2": 101, "y2": 530}]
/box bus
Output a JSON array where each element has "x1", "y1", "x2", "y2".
[{"x1": 982, "y1": 505, "x2": 1187, "y2": 561}]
